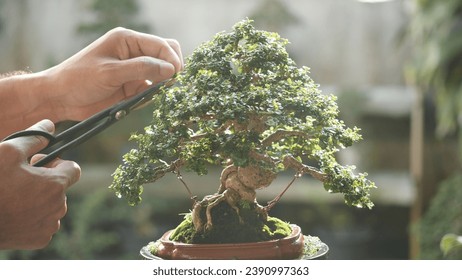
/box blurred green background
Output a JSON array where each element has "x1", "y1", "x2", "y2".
[{"x1": 0, "y1": 0, "x2": 461, "y2": 260}]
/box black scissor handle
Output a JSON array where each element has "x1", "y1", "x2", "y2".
[
  {"x1": 2, "y1": 130, "x2": 56, "y2": 143},
  {"x1": 1, "y1": 119, "x2": 114, "y2": 167}
]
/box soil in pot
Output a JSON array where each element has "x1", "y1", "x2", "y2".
[
  {"x1": 142, "y1": 200, "x2": 328, "y2": 259},
  {"x1": 170, "y1": 201, "x2": 291, "y2": 244}
]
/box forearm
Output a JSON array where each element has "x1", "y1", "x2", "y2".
[{"x1": 0, "y1": 71, "x2": 59, "y2": 138}]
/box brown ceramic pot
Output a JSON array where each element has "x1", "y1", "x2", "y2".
[{"x1": 149, "y1": 224, "x2": 305, "y2": 260}]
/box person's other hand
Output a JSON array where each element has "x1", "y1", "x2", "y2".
[
  {"x1": 0, "y1": 119, "x2": 81, "y2": 249},
  {"x1": 45, "y1": 27, "x2": 183, "y2": 121}
]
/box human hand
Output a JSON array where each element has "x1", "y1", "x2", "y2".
[
  {"x1": 0, "y1": 119, "x2": 81, "y2": 250},
  {"x1": 44, "y1": 27, "x2": 184, "y2": 121}
]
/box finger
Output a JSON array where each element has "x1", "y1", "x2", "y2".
[
  {"x1": 39, "y1": 198, "x2": 67, "y2": 228},
  {"x1": 83, "y1": 80, "x2": 152, "y2": 107},
  {"x1": 30, "y1": 153, "x2": 65, "y2": 168},
  {"x1": 136, "y1": 34, "x2": 183, "y2": 73},
  {"x1": 47, "y1": 196, "x2": 68, "y2": 222},
  {"x1": 30, "y1": 153, "x2": 46, "y2": 165},
  {"x1": 30, "y1": 156, "x2": 81, "y2": 189},
  {"x1": 166, "y1": 38, "x2": 184, "y2": 70},
  {"x1": 156, "y1": 42, "x2": 183, "y2": 73},
  {"x1": 46, "y1": 158, "x2": 82, "y2": 189},
  {"x1": 8, "y1": 119, "x2": 55, "y2": 158},
  {"x1": 121, "y1": 29, "x2": 183, "y2": 73}
]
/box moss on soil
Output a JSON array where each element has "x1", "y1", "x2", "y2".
[{"x1": 169, "y1": 200, "x2": 292, "y2": 244}]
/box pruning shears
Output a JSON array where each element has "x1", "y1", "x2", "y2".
[{"x1": 1, "y1": 79, "x2": 174, "y2": 167}]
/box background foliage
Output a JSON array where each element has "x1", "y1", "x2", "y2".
[{"x1": 406, "y1": 0, "x2": 462, "y2": 259}]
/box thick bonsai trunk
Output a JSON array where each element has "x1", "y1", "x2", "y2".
[
  {"x1": 218, "y1": 165, "x2": 275, "y2": 200},
  {"x1": 191, "y1": 164, "x2": 276, "y2": 232}
]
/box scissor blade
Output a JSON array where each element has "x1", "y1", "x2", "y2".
[{"x1": 111, "y1": 78, "x2": 175, "y2": 114}]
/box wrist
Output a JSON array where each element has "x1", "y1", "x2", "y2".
[
  {"x1": 21, "y1": 70, "x2": 61, "y2": 122},
  {"x1": 0, "y1": 70, "x2": 60, "y2": 136},
  {"x1": 33, "y1": 67, "x2": 65, "y2": 122}
]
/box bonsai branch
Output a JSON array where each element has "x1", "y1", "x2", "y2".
[
  {"x1": 188, "y1": 120, "x2": 235, "y2": 141},
  {"x1": 283, "y1": 155, "x2": 327, "y2": 182},
  {"x1": 265, "y1": 173, "x2": 300, "y2": 211},
  {"x1": 262, "y1": 130, "x2": 313, "y2": 147},
  {"x1": 263, "y1": 156, "x2": 327, "y2": 211},
  {"x1": 248, "y1": 150, "x2": 277, "y2": 165},
  {"x1": 174, "y1": 168, "x2": 198, "y2": 203},
  {"x1": 147, "y1": 159, "x2": 197, "y2": 201}
]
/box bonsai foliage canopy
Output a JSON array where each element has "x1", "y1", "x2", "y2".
[{"x1": 109, "y1": 19, "x2": 375, "y2": 210}]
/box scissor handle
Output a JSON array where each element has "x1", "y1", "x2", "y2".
[
  {"x1": 0, "y1": 116, "x2": 115, "y2": 167},
  {"x1": 32, "y1": 116, "x2": 116, "y2": 167},
  {"x1": 2, "y1": 130, "x2": 56, "y2": 143}
]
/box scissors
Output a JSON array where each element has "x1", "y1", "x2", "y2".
[{"x1": 1, "y1": 79, "x2": 174, "y2": 167}]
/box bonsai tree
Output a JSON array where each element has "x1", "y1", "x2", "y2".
[{"x1": 109, "y1": 19, "x2": 375, "y2": 244}]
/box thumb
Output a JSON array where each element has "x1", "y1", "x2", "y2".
[
  {"x1": 10, "y1": 119, "x2": 55, "y2": 158},
  {"x1": 31, "y1": 155, "x2": 81, "y2": 188},
  {"x1": 114, "y1": 57, "x2": 176, "y2": 85}
]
